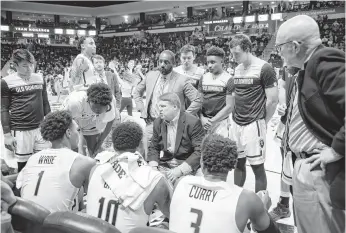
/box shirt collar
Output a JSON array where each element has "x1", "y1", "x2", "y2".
[
  {"x1": 161, "y1": 71, "x2": 172, "y2": 81},
  {"x1": 165, "y1": 111, "x2": 180, "y2": 126}
]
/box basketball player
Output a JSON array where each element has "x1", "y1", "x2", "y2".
[
  {"x1": 198, "y1": 46, "x2": 234, "y2": 138},
  {"x1": 69, "y1": 36, "x2": 97, "y2": 91},
  {"x1": 1, "y1": 49, "x2": 51, "y2": 172},
  {"x1": 170, "y1": 134, "x2": 280, "y2": 233},
  {"x1": 174, "y1": 44, "x2": 204, "y2": 88},
  {"x1": 87, "y1": 122, "x2": 171, "y2": 233},
  {"x1": 229, "y1": 34, "x2": 278, "y2": 193},
  {"x1": 16, "y1": 110, "x2": 96, "y2": 212},
  {"x1": 63, "y1": 83, "x2": 117, "y2": 157}
]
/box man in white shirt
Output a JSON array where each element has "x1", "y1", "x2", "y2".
[
  {"x1": 87, "y1": 122, "x2": 171, "y2": 233},
  {"x1": 63, "y1": 83, "x2": 117, "y2": 157},
  {"x1": 174, "y1": 44, "x2": 204, "y2": 88},
  {"x1": 17, "y1": 110, "x2": 95, "y2": 212}
]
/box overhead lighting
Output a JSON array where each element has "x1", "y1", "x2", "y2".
[
  {"x1": 231, "y1": 6, "x2": 234, "y2": 9},
  {"x1": 77, "y1": 30, "x2": 86, "y2": 36},
  {"x1": 260, "y1": 3, "x2": 262, "y2": 5},
  {"x1": 38, "y1": 33, "x2": 49, "y2": 38},
  {"x1": 258, "y1": 14, "x2": 269, "y2": 21},
  {"x1": 181, "y1": 12, "x2": 185, "y2": 14},
  {"x1": 66, "y1": 29, "x2": 75, "y2": 35},
  {"x1": 205, "y1": 9, "x2": 208, "y2": 11},
  {"x1": 54, "y1": 28, "x2": 63, "y2": 34},
  {"x1": 271, "y1": 1, "x2": 275, "y2": 4},
  {"x1": 123, "y1": 15, "x2": 128, "y2": 18},
  {"x1": 1, "y1": 25, "x2": 9, "y2": 31},
  {"x1": 88, "y1": 30, "x2": 96, "y2": 36},
  {"x1": 22, "y1": 33, "x2": 34, "y2": 37}
]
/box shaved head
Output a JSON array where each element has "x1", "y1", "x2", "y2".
[
  {"x1": 160, "y1": 50, "x2": 175, "y2": 64},
  {"x1": 276, "y1": 15, "x2": 321, "y2": 46}
]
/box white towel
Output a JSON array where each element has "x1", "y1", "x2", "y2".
[{"x1": 100, "y1": 151, "x2": 163, "y2": 210}]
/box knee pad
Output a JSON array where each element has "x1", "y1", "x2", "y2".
[
  {"x1": 42, "y1": 211, "x2": 121, "y2": 233},
  {"x1": 8, "y1": 197, "x2": 50, "y2": 233}
]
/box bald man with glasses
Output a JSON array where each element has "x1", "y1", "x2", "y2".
[{"x1": 276, "y1": 15, "x2": 345, "y2": 233}]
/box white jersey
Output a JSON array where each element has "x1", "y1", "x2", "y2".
[
  {"x1": 170, "y1": 176, "x2": 243, "y2": 233},
  {"x1": 19, "y1": 148, "x2": 80, "y2": 212},
  {"x1": 73, "y1": 53, "x2": 97, "y2": 91},
  {"x1": 87, "y1": 155, "x2": 162, "y2": 233}
]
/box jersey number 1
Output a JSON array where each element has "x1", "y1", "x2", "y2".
[
  {"x1": 34, "y1": 171, "x2": 44, "y2": 196},
  {"x1": 97, "y1": 197, "x2": 119, "y2": 225},
  {"x1": 190, "y1": 208, "x2": 203, "y2": 233}
]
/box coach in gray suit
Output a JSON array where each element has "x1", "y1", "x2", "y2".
[{"x1": 134, "y1": 50, "x2": 202, "y2": 158}]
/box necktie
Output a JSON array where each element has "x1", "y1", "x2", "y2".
[
  {"x1": 99, "y1": 73, "x2": 105, "y2": 83},
  {"x1": 282, "y1": 72, "x2": 299, "y2": 156},
  {"x1": 154, "y1": 77, "x2": 167, "y2": 118}
]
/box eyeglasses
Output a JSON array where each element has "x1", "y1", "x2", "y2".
[{"x1": 275, "y1": 40, "x2": 301, "y2": 53}]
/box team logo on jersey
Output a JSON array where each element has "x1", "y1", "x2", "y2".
[{"x1": 259, "y1": 138, "x2": 265, "y2": 148}]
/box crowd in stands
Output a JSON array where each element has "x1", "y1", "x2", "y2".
[{"x1": 1, "y1": 10, "x2": 344, "y2": 89}]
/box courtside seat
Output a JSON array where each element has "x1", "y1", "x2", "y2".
[
  {"x1": 8, "y1": 197, "x2": 50, "y2": 233},
  {"x1": 129, "y1": 227, "x2": 176, "y2": 233},
  {"x1": 42, "y1": 211, "x2": 121, "y2": 233}
]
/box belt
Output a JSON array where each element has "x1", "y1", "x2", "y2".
[{"x1": 293, "y1": 151, "x2": 318, "y2": 159}]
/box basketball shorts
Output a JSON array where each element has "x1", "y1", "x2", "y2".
[
  {"x1": 11, "y1": 128, "x2": 51, "y2": 162},
  {"x1": 229, "y1": 119, "x2": 266, "y2": 165},
  {"x1": 208, "y1": 117, "x2": 230, "y2": 138}
]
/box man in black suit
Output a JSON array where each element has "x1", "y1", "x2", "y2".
[{"x1": 148, "y1": 92, "x2": 205, "y2": 184}]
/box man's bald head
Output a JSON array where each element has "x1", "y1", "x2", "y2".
[
  {"x1": 160, "y1": 50, "x2": 175, "y2": 64},
  {"x1": 276, "y1": 15, "x2": 321, "y2": 46}
]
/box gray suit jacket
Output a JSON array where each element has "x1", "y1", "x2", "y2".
[{"x1": 134, "y1": 70, "x2": 202, "y2": 119}]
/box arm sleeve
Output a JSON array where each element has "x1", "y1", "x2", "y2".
[
  {"x1": 1, "y1": 79, "x2": 11, "y2": 134},
  {"x1": 226, "y1": 76, "x2": 235, "y2": 95},
  {"x1": 314, "y1": 49, "x2": 345, "y2": 156},
  {"x1": 42, "y1": 78, "x2": 51, "y2": 116},
  {"x1": 260, "y1": 63, "x2": 277, "y2": 88}
]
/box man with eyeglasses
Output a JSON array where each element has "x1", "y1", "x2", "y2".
[
  {"x1": 229, "y1": 34, "x2": 278, "y2": 193},
  {"x1": 63, "y1": 83, "x2": 117, "y2": 157},
  {"x1": 276, "y1": 15, "x2": 345, "y2": 233}
]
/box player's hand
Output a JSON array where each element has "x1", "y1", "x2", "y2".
[
  {"x1": 201, "y1": 116, "x2": 212, "y2": 130},
  {"x1": 257, "y1": 190, "x2": 272, "y2": 211},
  {"x1": 277, "y1": 104, "x2": 287, "y2": 116},
  {"x1": 4, "y1": 134, "x2": 16, "y2": 152},
  {"x1": 1, "y1": 160, "x2": 10, "y2": 175},
  {"x1": 305, "y1": 148, "x2": 343, "y2": 173}
]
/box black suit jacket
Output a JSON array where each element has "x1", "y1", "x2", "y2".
[
  {"x1": 297, "y1": 45, "x2": 345, "y2": 156},
  {"x1": 148, "y1": 111, "x2": 205, "y2": 170}
]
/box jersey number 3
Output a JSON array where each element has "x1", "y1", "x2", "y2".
[
  {"x1": 190, "y1": 208, "x2": 203, "y2": 233},
  {"x1": 97, "y1": 197, "x2": 119, "y2": 225},
  {"x1": 34, "y1": 171, "x2": 45, "y2": 196}
]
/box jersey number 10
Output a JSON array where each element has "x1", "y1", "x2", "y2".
[{"x1": 97, "y1": 197, "x2": 119, "y2": 225}]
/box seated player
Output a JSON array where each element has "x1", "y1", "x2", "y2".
[
  {"x1": 87, "y1": 122, "x2": 172, "y2": 233},
  {"x1": 63, "y1": 83, "x2": 117, "y2": 157},
  {"x1": 169, "y1": 134, "x2": 280, "y2": 233},
  {"x1": 16, "y1": 111, "x2": 96, "y2": 213}
]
